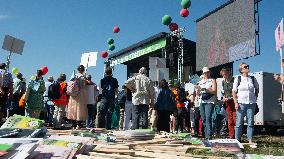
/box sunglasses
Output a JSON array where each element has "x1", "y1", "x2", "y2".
[{"x1": 243, "y1": 65, "x2": 249, "y2": 69}]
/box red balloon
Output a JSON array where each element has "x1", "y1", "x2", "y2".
[
  {"x1": 180, "y1": 9, "x2": 189, "y2": 17},
  {"x1": 41, "y1": 66, "x2": 48, "y2": 75},
  {"x1": 169, "y1": 23, "x2": 179, "y2": 31},
  {"x1": 113, "y1": 26, "x2": 120, "y2": 33},
  {"x1": 101, "y1": 51, "x2": 108, "y2": 58}
]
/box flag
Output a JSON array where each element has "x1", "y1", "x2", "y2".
[
  {"x1": 80, "y1": 53, "x2": 89, "y2": 68},
  {"x1": 80, "y1": 52, "x2": 98, "y2": 68},
  {"x1": 87, "y1": 52, "x2": 98, "y2": 67},
  {"x1": 275, "y1": 18, "x2": 284, "y2": 52}
]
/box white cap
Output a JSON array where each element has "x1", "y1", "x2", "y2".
[{"x1": 202, "y1": 67, "x2": 210, "y2": 74}]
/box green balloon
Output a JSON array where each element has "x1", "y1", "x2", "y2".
[
  {"x1": 181, "y1": 0, "x2": 191, "y2": 9},
  {"x1": 109, "y1": 44, "x2": 115, "y2": 51},
  {"x1": 107, "y1": 38, "x2": 114, "y2": 45},
  {"x1": 162, "y1": 15, "x2": 172, "y2": 25},
  {"x1": 30, "y1": 75, "x2": 36, "y2": 81}
]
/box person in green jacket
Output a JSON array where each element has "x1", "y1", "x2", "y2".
[{"x1": 25, "y1": 70, "x2": 46, "y2": 118}]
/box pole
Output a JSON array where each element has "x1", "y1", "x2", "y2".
[
  {"x1": 281, "y1": 48, "x2": 283, "y2": 75},
  {"x1": 281, "y1": 47, "x2": 284, "y2": 113},
  {"x1": 85, "y1": 53, "x2": 90, "y2": 73},
  {"x1": 6, "y1": 38, "x2": 15, "y2": 73}
]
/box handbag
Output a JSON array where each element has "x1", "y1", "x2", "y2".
[{"x1": 201, "y1": 93, "x2": 213, "y2": 100}]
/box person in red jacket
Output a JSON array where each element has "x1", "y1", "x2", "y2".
[{"x1": 53, "y1": 74, "x2": 68, "y2": 129}]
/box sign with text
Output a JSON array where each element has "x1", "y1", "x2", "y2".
[{"x1": 110, "y1": 38, "x2": 166, "y2": 66}]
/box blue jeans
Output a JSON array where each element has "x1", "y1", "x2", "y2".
[
  {"x1": 132, "y1": 104, "x2": 149, "y2": 129},
  {"x1": 44, "y1": 100, "x2": 54, "y2": 124},
  {"x1": 124, "y1": 100, "x2": 133, "y2": 130},
  {"x1": 86, "y1": 104, "x2": 95, "y2": 128},
  {"x1": 199, "y1": 103, "x2": 214, "y2": 139},
  {"x1": 235, "y1": 103, "x2": 256, "y2": 141}
]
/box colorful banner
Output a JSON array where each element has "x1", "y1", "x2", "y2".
[
  {"x1": 110, "y1": 38, "x2": 166, "y2": 66},
  {"x1": 275, "y1": 18, "x2": 284, "y2": 52}
]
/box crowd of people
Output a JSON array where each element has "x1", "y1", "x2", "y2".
[{"x1": 0, "y1": 62, "x2": 262, "y2": 143}]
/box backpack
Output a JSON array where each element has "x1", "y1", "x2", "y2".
[
  {"x1": 48, "y1": 81, "x2": 61, "y2": 100},
  {"x1": 101, "y1": 77, "x2": 116, "y2": 99},
  {"x1": 67, "y1": 78, "x2": 81, "y2": 97},
  {"x1": 236, "y1": 75, "x2": 259, "y2": 115}
]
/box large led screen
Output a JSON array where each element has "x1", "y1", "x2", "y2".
[{"x1": 196, "y1": 0, "x2": 255, "y2": 71}]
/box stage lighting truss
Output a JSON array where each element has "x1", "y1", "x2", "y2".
[{"x1": 167, "y1": 27, "x2": 186, "y2": 82}]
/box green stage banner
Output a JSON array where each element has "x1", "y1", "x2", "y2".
[{"x1": 111, "y1": 38, "x2": 166, "y2": 66}]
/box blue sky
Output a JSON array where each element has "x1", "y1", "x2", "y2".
[{"x1": 0, "y1": 0, "x2": 283, "y2": 86}]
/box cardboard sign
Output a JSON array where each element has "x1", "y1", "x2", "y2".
[{"x1": 2, "y1": 35, "x2": 25, "y2": 54}]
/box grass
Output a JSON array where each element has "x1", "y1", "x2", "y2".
[
  {"x1": 186, "y1": 134, "x2": 284, "y2": 157},
  {"x1": 243, "y1": 135, "x2": 284, "y2": 156}
]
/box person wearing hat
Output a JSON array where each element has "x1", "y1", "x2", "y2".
[{"x1": 195, "y1": 67, "x2": 217, "y2": 140}]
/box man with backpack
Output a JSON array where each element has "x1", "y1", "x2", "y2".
[
  {"x1": 52, "y1": 74, "x2": 68, "y2": 129},
  {"x1": 97, "y1": 67, "x2": 119, "y2": 130},
  {"x1": 124, "y1": 67, "x2": 155, "y2": 129}
]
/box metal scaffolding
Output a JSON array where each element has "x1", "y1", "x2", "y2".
[{"x1": 168, "y1": 28, "x2": 186, "y2": 82}]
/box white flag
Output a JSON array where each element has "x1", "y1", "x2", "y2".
[
  {"x1": 87, "y1": 52, "x2": 98, "y2": 67},
  {"x1": 275, "y1": 18, "x2": 284, "y2": 52},
  {"x1": 80, "y1": 52, "x2": 98, "y2": 68},
  {"x1": 80, "y1": 53, "x2": 89, "y2": 68}
]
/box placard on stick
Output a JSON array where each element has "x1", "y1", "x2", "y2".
[{"x1": 2, "y1": 35, "x2": 25, "y2": 54}]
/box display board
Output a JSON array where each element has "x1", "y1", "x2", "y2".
[{"x1": 196, "y1": 0, "x2": 255, "y2": 70}]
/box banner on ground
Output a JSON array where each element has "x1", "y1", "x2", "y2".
[{"x1": 275, "y1": 18, "x2": 284, "y2": 52}]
